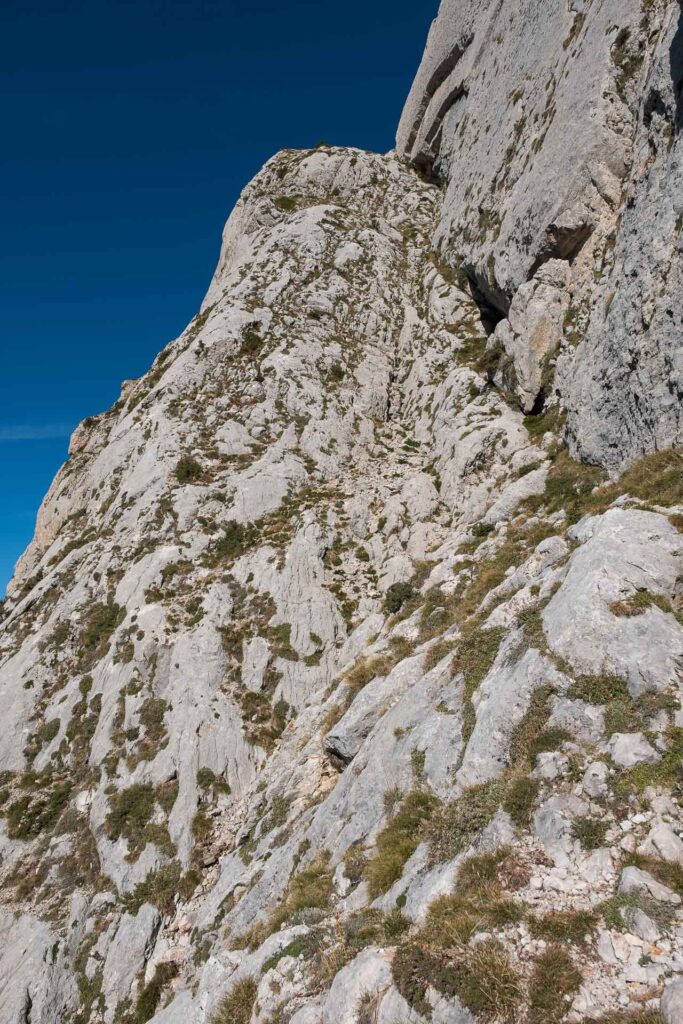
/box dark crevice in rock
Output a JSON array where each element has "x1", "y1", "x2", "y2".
[
  {"x1": 415, "y1": 86, "x2": 468, "y2": 180},
  {"x1": 461, "y1": 267, "x2": 508, "y2": 335},
  {"x1": 471, "y1": 288, "x2": 507, "y2": 336},
  {"x1": 529, "y1": 387, "x2": 548, "y2": 418},
  {"x1": 404, "y1": 36, "x2": 473, "y2": 153}
]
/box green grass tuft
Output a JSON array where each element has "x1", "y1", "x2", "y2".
[{"x1": 364, "y1": 790, "x2": 440, "y2": 898}]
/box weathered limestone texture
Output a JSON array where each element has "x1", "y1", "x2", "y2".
[
  {"x1": 0, "y1": 3, "x2": 681, "y2": 1022},
  {"x1": 399, "y1": 0, "x2": 683, "y2": 469}
]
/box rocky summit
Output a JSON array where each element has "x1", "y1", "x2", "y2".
[{"x1": 1, "y1": 3, "x2": 682, "y2": 1023}]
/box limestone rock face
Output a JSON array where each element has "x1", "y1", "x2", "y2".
[
  {"x1": 399, "y1": 0, "x2": 683, "y2": 469},
  {"x1": 0, "y1": 5, "x2": 681, "y2": 1024}
]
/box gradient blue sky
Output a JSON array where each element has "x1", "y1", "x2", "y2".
[{"x1": 0, "y1": 0, "x2": 434, "y2": 594}]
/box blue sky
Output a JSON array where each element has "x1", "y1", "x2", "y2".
[{"x1": 0, "y1": 0, "x2": 433, "y2": 595}]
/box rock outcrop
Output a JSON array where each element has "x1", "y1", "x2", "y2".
[
  {"x1": 399, "y1": 0, "x2": 683, "y2": 469},
  {"x1": 0, "y1": 4, "x2": 681, "y2": 1024}
]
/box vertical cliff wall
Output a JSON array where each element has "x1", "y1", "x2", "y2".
[{"x1": 399, "y1": 0, "x2": 683, "y2": 469}]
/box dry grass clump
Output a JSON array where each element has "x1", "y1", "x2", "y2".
[
  {"x1": 503, "y1": 776, "x2": 540, "y2": 828},
  {"x1": 529, "y1": 908, "x2": 598, "y2": 944},
  {"x1": 418, "y1": 848, "x2": 526, "y2": 946},
  {"x1": 210, "y1": 977, "x2": 258, "y2": 1024},
  {"x1": 392, "y1": 940, "x2": 522, "y2": 1023},
  {"x1": 571, "y1": 815, "x2": 610, "y2": 851},
  {"x1": 610, "y1": 591, "x2": 673, "y2": 618},
  {"x1": 578, "y1": 1011, "x2": 663, "y2": 1024},
  {"x1": 508, "y1": 685, "x2": 569, "y2": 768},
  {"x1": 528, "y1": 945, "x2": 582, "y2": 1024}
]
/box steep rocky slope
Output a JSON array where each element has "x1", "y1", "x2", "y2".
[{"x1": 0, "y1": 4, "x2": 682, "y2": 1024}]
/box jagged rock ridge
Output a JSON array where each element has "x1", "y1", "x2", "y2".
[{"x1": 0, "y1": 5, "x2": 682, "y2": 1024}]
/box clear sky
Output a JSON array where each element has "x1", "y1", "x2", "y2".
[{"x1": 0, "y1": 0, "x2": 434, "y2": 594}]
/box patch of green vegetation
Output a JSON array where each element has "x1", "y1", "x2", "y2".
[
  {"x1": 392, "y1": 940, "x2": 522, "y2": 1023},
  {"x1": 528, "y1": 945, "x2": 582, "y2": 1024},
  {"x1": 134, "y1": 962, "x2": 179, "y2": 1023},
  {"x1": 124, "y1": 861, "x2": 199, "y2": 916},
  {"x1": 341, "y1": 907, "x2": 411, "y2": 956},
  {"x1": 274, "y1": 195, "x2": 297, "y2": 212},
  {"x1": 517, "y1": 605, "x2": 547, "y2": 651},
  {"x1": 454, "y1": 519, "x2": 557, "y2": 625},
  {"x1": 77, "y1": 602, "x2": 125, "y2": 668},
  {"x1": 572, "y1": 815, "x2": 610, "y2": 851},
  {"x1": 568, "y1": 673, "x2": 630, "y2": 705},
  {"x1": 344, "y1": 653, "x2": 395, "y2": 697},
  {"x1": 210, "y1": 977, "x2": 258, "y2": 1024},
  {"x1": 616, "y1": 727, "x2": 683, "y2": 795},
  {"x1": 529, "y1": 908, "x2": 598, "y2": 944},
  {"x1": 423, "y1": 639, "x2": 458, "y2": 672},
  {"x1": 263, "y1": 792, "x2": 290, "y2": 833},
  {"x1": 508, "y1": 686, "x2": 566, "y2": 768},
  {"x1": 418, "y1": 848, "x2": 526, "y2": 946},
  {"x1": 528, "y1": 448, "x2": 683, "y2": 528},
  {"x1": 568, "y1": 673, "x2": 679, "y2": 738},
  {"x1": 600, "y1": 892, "x2": 642, "y2": 931},
  {"x1": 268, "y1": 622, "x2": 298, "y2": 661},
  {"x1": 383, "y1": 582, "x2": 416, "y2": 615},
  {"x1": 3, "y1": 771, "x2": 72, "y2": 840},
  {"x1": 203, "y1": 520, "x2": 259, "y2": 566},
  {"x1": 175, "y1": 456, "x2": 204, "y2": 484},
  {"x1": 155, "y1": 779, "x2": 179, "y2": 815},
  {"x1": 523, "y1": 404, "x2": 567, "y2": 439},
  {"x1": 426, "y1": 782, "x2": 503, "y2": 865},
  {"x1": 139, "y1": 697, "x2": 168, "y2": 743},
  {"x1": 453, "y1": 626, "x2": 506, "y2": 694},
  {"x1": 411, "y1": 748, "x2": 426, "y2": 782},
  {"x1": 624, "y1": 853, "x2": 683, "y2": 898},
  {"x1": 37, "y1": 717, "x2": 60, "y2": 747},
  {"x1": 524, "y1": 449, "x2": 604, "y2": 525},
  {"x1": 611, "y1": 591, "x2": 676, "y2": 620},
  {"x1": 503, "y1": 776, "x2": 540, "y2": 828},
  {"x1": 75, "y1": 970, "x2": 104, "y2": 1024},
  {"x1": 253, "y1": 852, "x2": 334, "y2": 944},
  {"x1": 612, "y1": 28, "x2": 645, "y2": 101},
  {"x1": 364, "y1": 790, "x2": 440, "y2": 898},
  {"x1": 197, "y1": 767, "x2": 231, "y2": 796},
  {"x1": 240, "y1": 330, "x2": 262, "y2": 356},
  {"x1": 342, "y1": 844, "x2": 368, "y2": 888},
  {"x1": 105, "y1": 784, "x2": 156, "y2": 855},
  {"x1": 261, "y1": 936, "x2": 309, "y2": 974},
  {"x1": 602, "y1": 885, "x2": 675, "y2": 935},
  {"x1": 240, "y1": 691, "x2": 290, "y2": 751}
]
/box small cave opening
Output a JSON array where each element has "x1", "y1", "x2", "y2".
[
  {"x1": 529, "y1": 387, "x2": 548, "y2": 418},
  {"x1": 463, "y1": 269, "x2": 508, "y2": 336}
]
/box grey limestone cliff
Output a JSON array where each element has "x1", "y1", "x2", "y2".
[{"x1": 0, "y1": 4, "x2": 681, "y2": 1024}]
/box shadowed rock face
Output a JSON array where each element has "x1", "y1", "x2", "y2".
[
  {"x1": 0, "y1": 6, "x2": 682, "y2": 1024},
  {"x1": 399, "y1": 0, "x2": 683, "y2": 471}
]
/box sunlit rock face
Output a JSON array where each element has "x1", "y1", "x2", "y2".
[
  {"x1": 399, "y1": 0, "x2": 683, "y2": 470},
  {"x1": 0, "y1": 4, "x2": 682, "y2": 1023}
]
